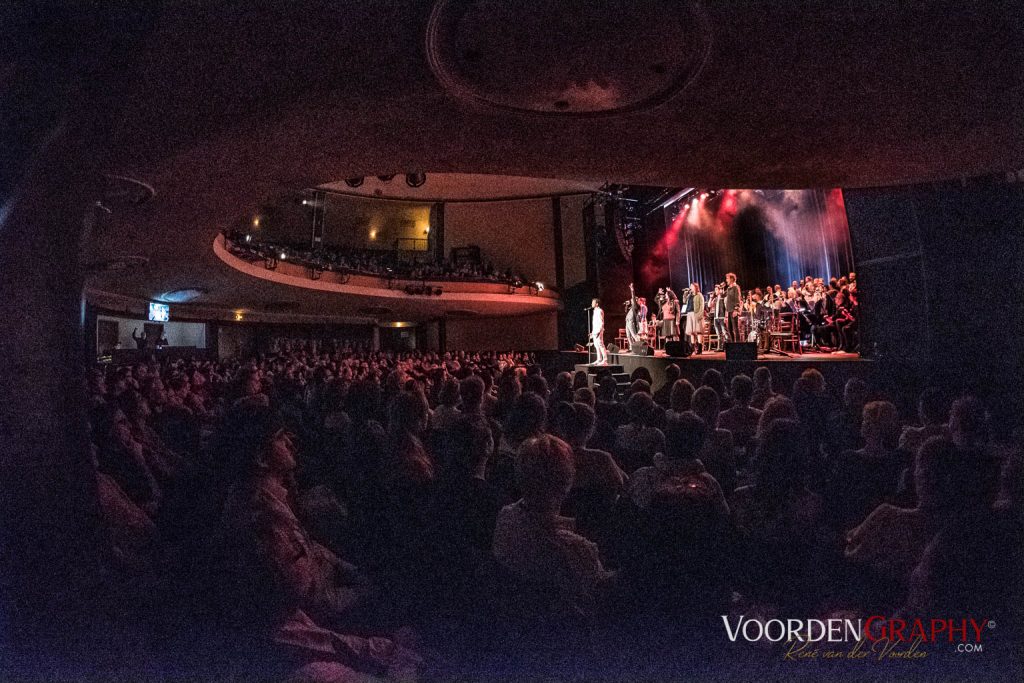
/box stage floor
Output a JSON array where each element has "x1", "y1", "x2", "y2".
[
  {"x1": 559, "y1": 348, "x2": 864, "y2": 364},
  {"x1": 634, "y1": 348, "x2": 860, "y2": 362},
  {"x1": 544, "y1": 348, "x2": 870, "y2": 393}
]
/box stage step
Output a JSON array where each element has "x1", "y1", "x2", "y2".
[
  {"x1": 574, "y1": 364, "x2": 632, "y2": 398},
  {"x1": 575, "y1": 363, "x2": 624, "y2": 375}
]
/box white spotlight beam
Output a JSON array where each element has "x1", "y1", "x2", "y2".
[{"x1": 656, "y1": 187, "x2": 697, "y2": 212}]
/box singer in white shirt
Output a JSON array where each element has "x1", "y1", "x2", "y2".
[{"x1": 590, "y1": 298, "x2": 608, "y2": 365}]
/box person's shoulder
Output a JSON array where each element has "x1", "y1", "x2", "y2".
[
  {"x1": 226, "y1": 481, "x2": 291, "y2": 527},
  {"x1": 732, "y1": 483, "x2": 755, "y2": 499},
  {"x1": 629, "y1": 465, "x2": 657, "y2": 484},
  {"x1": 698, "y1": 469, "x2": 727, "y2": 493},
  {"x1": 553, "y1": 525, "x2": 600, "y2": 561},
  {"x1": 585, "y1": 446, "x2": 624, "y2": 474},
  {"x1": 580, "y1": 445, "x2": 613, "y2": 461},
  {"x1": 645, "y1": 426, "x2": 667, "y2": 445},
  {"x1": 858, "y1": 502, "x2": 907, "y2": 529},
  {"x1": 632, "y1": 462, "x2": 656, "y2": 474},
  {"x1": 719, "y1": 405, "x2": 740, "y2": 419},
  {"x1": 898, "y1": 424, "x2": 924, "y2": 442},
  {"x1": 712, "y1": 428, "x2": 734, "y2": 447},
  {"x1": 493, "y1": 500, "x2": 523, "y2": 526}
]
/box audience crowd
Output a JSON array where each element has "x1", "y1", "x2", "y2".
[
  {"x1": 85, "y1": 343, "x2": 1023, "y2": 680},
  {"x1": 225, "y1": 231, "x2": 535, "y2": 288}
]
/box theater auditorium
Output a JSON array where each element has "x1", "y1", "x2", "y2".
[{"x1": 2, "y1": 2, "x2": 1022, "y2": 681}]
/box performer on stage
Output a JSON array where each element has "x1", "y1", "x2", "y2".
[
  {"x1": 725, "y1": 273, "x2": 742, "y2": 343},
  {"x1": 678, "y1": 286, "x2": 692, "y2": 334},
  {"x1": 637, "y1": 293, "x2": 649, "y2": 342},
  {"x1": 625, "y1": 283, "x2": 640, "y2": 346},
  {"x1": 712, "y1": 283, "x2": 729, "y2": 350},
  {"x1": 661, "y1": 288, "x2": 680, "y2": 342},
  {"x1": 590, "y1": 298, "x2": 608, "y2": 365},
  {"x1": 686, "y1": 282, "x2": 705, "y2": 354},
  {"x1": 837, "y1": 289, "x2": 859, "y2": 352}
]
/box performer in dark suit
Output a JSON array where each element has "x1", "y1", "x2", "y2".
[
  {"x1": 725, "y1": 273, "x2": 742, "y2": 343},
  {"x1": 711, "y1": 284, "x2": 729, "y2": 349}
]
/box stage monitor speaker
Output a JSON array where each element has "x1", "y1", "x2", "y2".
[
  {"x1": 664, "y1": 340, "x2": 692, "y2": 358},
  {"x1": 607, "y1": 343, "x2": 620, "y2": 354},
  {"x1": 725, "y1": 342, "x2": 757, "y2": 361},
  {"x1": 630, "y1": 341, "x2": 652, "y2": 356}
]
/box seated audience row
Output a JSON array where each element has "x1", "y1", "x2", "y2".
[{"x1": 85, "y1": 349, "x2": 1023, "y2": 680}]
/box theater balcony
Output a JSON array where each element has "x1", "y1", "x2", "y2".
[{"x1": 211, "y1": 231, "x2": 561, "y2": 321}]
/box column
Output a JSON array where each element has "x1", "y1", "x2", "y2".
[{"x1": 0, "y1": 3, "x2": 156, "y2": 647}]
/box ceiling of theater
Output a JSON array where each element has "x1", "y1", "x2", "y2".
[
  {"x1": 319, "y1": 174, "x2": 600, "y2": 202},
  {"x1": 79, "y1": 0, "x2": 1023, "y2": 321}
]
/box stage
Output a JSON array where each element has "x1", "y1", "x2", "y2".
[
  {"x1": 615, "y1": 348, "x2": 861, "y2": 363},
  {"x1": 537, "y1": 348, "x2": 871, "y2": 396}
]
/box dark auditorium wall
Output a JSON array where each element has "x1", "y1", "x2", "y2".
[
  {"x1": 844, "y1": 177, "x2": 1024, "y2": 428},
  {"x1": 444, "y1": 198, "x2": 558, "y2": 286},
  {"x1": 444, "y1": 311, "x2": 559, "y2": 351},
  {"x1": 560, "y1": 193, "x2": 590, "y2": 289}
]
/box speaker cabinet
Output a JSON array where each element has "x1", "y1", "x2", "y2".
[
  {"x1": 725, "y1": 342, "x2": 757, "y2": 361},
  {"x1": 664, "y1": 340, "x2": 692, "y2": 357},
  {"x1": 630, "y1": 341, "x2": 652, "y2": 356}
]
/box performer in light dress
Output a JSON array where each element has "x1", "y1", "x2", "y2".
[
  {"x1": 685, "y1": 282, "x2": 705, "y2": 354},
  {"x1": 590, "y1": 298, "x2": 608, "y2": 365}
]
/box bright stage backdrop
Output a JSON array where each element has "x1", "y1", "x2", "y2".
[{"x1": 637, "y1": 189, "x2": 854, "y2": 295}]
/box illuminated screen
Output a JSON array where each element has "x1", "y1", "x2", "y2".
[{"x1": 148, "y1": 302, "x2": 170, "y2": 322}]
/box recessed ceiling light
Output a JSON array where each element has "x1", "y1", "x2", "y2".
[{"x1": 158, "y1": 288, "x2": 208, "y2": 303}]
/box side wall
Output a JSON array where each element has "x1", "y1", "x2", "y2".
[
  {"x1": 445, "y1": 311, "x2": 559, "y2": 351},
  {"x1": 97, "y1": 314, "x2": 207, "y2": 351},
  {"x1": 844, "y1": 177, "x2": 1024, "y2": 429}
]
